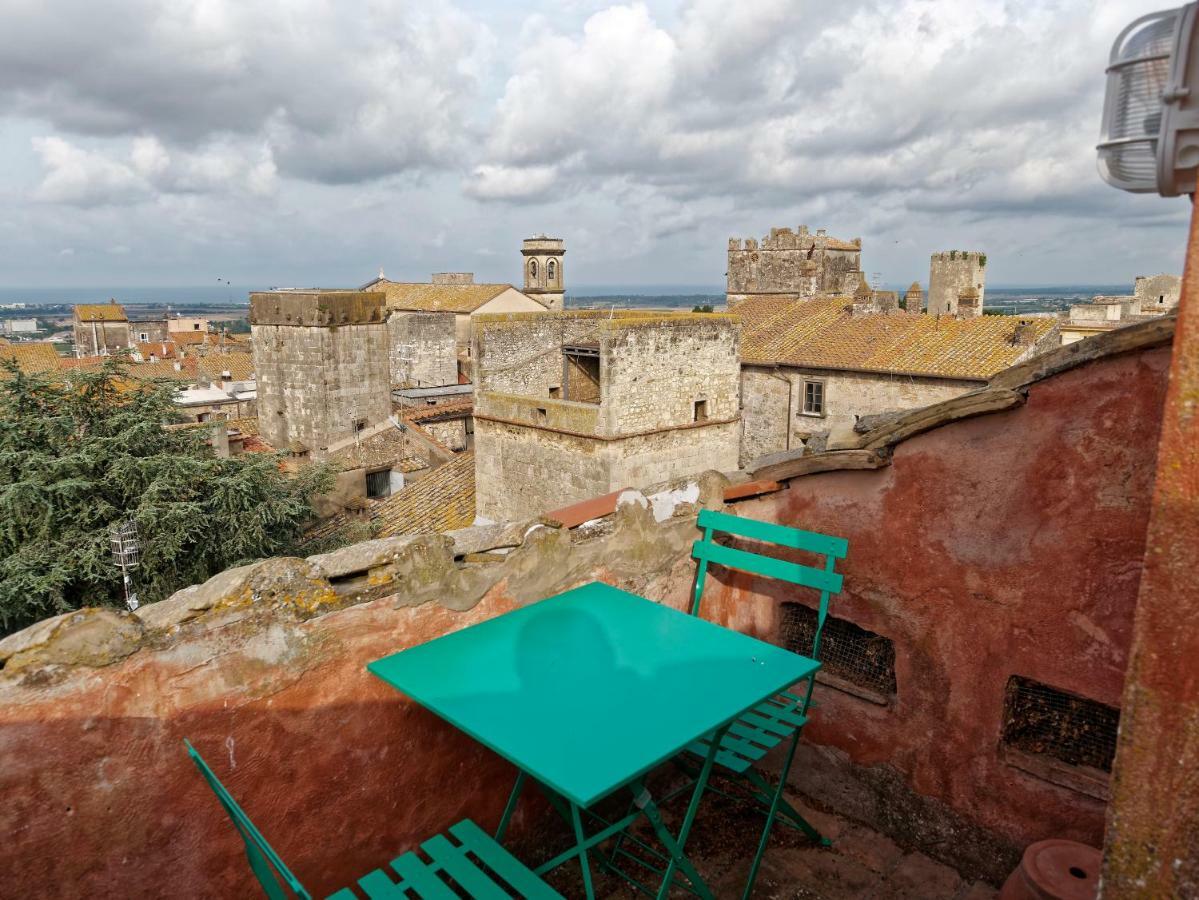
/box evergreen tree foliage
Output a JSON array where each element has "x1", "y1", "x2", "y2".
[{"x1": 0, "y1": 358, "x2": 332, "y2": 637}]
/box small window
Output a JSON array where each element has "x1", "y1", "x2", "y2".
[
  {"x1": 193, "y1": 323, "x2": 201, "y2": 330},
  {"x1": 365, "y1": 469, "x2": 391, "y2": 499},
  {"x1": 139, "y1": 332, "x2": 148, "y2": 342},
  {"x1": 548, "y1": 260, "x2": 556, "y2": 282},
  {"x1": 536, "y1": 407, "x2": 547, "y2": 424},
  {"x1": 529, "y1": 260, "x2": 538, "y2": 280},
  {"x1": 693, "y1": 399, "x2": 708, "y2": 422},
  {"x1": 549, "y1": 386, "x2": 561, "y2": 399},
  {"x1": 779, "y1": 603, "x2": 896, "y2": 699},
  {"x1": 802, "y1": 380, "x2": 825, "y2": 416},
  {"x1": 354, "y1": 418, "x2": 367, "y2": 432},
  {"x1": 1001, "y1": 676, "x2": 1119, "y2": 772}
]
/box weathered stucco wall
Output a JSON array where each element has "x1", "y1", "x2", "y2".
[
  {"x1": 724, "y1": 342, "x2": 1171, "y2": 878},
  {"x1": 0, "y1": 326, "x2": 1173, "y2": 896}
]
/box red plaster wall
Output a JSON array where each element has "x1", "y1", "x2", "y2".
[{"x1": 703, "y1": 345, "x2": 1172, "y2": 850}]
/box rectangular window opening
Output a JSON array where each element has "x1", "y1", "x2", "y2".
[
  {"x1": 803, "y1": 380, "x2": 825, "y2": 416},
  {"x1": 693, "y1": 399, "x2": 708, "y2": 422},
  {"x1": 1001, "y1": 676, "x2": 1119, "y2": 772},
  {"x1": 536, "y1": 407, "x2": 547, "y2": 424},
  {"x1": 549, "y1": 386, "x2": 561, "y2": 399},
  {"x1": 365, "y1": 469, "x2": 392, "y2": 499},
  {"x1": 778, "y1": 603, "x2": 896, "y2": 697}
]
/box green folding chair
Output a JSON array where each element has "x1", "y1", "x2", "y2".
[
  {"x1": 185, "y1": 739, "x2": 564, "y2": 899},
  {"x1": 684, "y1": 509, "x2": 848, "y2": 898}
]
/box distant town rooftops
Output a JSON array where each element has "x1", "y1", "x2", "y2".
[
  {"x1": 738, "y1": 296, "x2": 1057, "y2": 380},
  {"x1": 74, "y1": 303, "x2": 127, "y2": 322}
]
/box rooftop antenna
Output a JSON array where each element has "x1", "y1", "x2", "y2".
[{"x1": 109, "y1": 519, "x2": 141, "y2": 611}]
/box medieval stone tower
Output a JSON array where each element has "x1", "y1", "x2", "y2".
[
  {"x1": 250, "y1": 290, "x2": 392, "y2": 454},
  {"x1": 928, "y1": 251, "x2": 987, "y2": 317},
  {"x1": 522, "y1": 236, "x2": 565, "y2": 311}
]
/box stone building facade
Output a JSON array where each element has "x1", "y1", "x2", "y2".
[
  {"x1": 250, "y1": 291, "x2": 392, "y2": 455},
  {"x1": 727, "y1": 226, "x2": 862, "y2": 306},
  {"x1": 521, "y1": 236, "x2": 565, "y2": 311},
  {"x1": 928, "y1": 251, "x2": 987, "y2": 317},
  {"x1": 73, "y1": 303, "x2": 132, "y2": 356},
  {"x1": 735, "y1": 296, "x2": 1059, "y2": 466},
  {"x1": 386, "y1": 311, "x2": 457, "y2": 388},
  {"x1": 1133, "y1": 273, "x2": 1182, "y2": 311},
  {"x1": 473, "y1": 310, "x2": 741, "y2": 521}
]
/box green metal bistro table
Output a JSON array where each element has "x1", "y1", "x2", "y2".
[{"x1": 368, "y1": 581, "x2": 819, "y2": 899}]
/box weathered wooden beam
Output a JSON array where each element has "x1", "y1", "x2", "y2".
[
  {"x1": 750, "y1": 448, "x2": 890, "y2": 483},
  {"x1": 857, "y1": 387, "x2": 1026, "y2": 451}
]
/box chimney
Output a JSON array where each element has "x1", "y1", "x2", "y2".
[{"x1": 432, "y1": 273, "x2": 474, "y2": 285}]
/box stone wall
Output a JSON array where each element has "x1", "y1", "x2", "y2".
[
  {"x1": 74, "y1": 320, "x2": 131, "y2": 356},
  {"x1": 251, "y1": 293, "x2": 391, "y2": 452},
  {"x1": 0, "y1": 320, "x2": 1175, "y2": 896},
  {"x1": 727, "y1": 226, "x2": 861, "y2": 299},
  {"x1": 928, "y1": 251, "x2": 987, "y2": 316},
  {"x1": 740, "y1": 367, "x2": 980, "y2": 464},
  {"x1": 602, "y1": 317, "x2": 741, "y2": 435},
  {"x1": 424, "y1": 417, "x2": 469, "y2": 452},
  {"x1": 1133, "y1": 273, "x2": 1181, "y2": 311},
  {"x1": 387, "y1": 311, "x2": 457, "y2": 388}
]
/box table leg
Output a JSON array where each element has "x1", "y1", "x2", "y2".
[
  {"x1": 495, "y1": 770, "x2": 528, "y2": 842},
  {"x1": 634, "y1": 721, "x2": 729, "y2": 900},
  {"x1": 570, "y1": 802, "x2": 596, "y2": 899}
]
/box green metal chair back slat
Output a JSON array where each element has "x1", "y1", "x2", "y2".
[{"x1": 185, "y1": 740, "x2": 563, "y2": 900}]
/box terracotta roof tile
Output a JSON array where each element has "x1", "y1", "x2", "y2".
[
  {"x1": 0, "y1": 341, "x2": 62, "y2": 374},
  {"x1": 370, "y1": 452, "x2": 475, "y2": 537},
  {"x1": 401, "y1": 398, "x2": 473, "y2": 423},
  {"x1": 366, "y1": 279, "x2": 514, "y2": 314},
  {"x1": 198, "y1": 351, "x2": 255, "y2": 382},
  {"x1": 74, "y1": 303, "x2": 127, "y2": 322},
  {"x1": 738, "y1": 297, "x2": 1058, "y2": 379},
  {"x1": 326, "y1": 425, "x2": 429, "y2": 473}
]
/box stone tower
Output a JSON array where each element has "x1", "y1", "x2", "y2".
[
  {"x1": 904, "y1": 281, "x2": 924, "y2": 315},
  {"x1": 522, "y1": 236, "x2": 565, "y2": 311},
  {"x1": 250, "y1": 290, "x2": 392, "y2": 455},
  {"x1": 928, "y1": 251, "x2": 986, "y2": 316}
]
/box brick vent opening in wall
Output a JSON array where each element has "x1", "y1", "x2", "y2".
[
  {"x1": 778, "y1": 602, "x2": 897, "y2": 698},
  {"x1": 1001, "y1": 676, "x2": 1120, "y2": 772}
]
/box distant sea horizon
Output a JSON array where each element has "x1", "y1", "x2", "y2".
[{"x1": 0, "y1": 283, "x2": 1135, "y2": 316}]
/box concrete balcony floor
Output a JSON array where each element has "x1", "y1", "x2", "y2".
[{"x1": 527, "y1": 772, "x2": 999, "y2": 900}]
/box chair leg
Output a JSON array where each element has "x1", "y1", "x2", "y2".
[
  {"x1": 741, "y1": 728, "x2": 805, "y2": 900},
  {"x1": 495, "y1": 770, "x2": 527, "y2": 842},
  {"x1": 742, "y1": 767, "x2": 828, "y2": 846}
]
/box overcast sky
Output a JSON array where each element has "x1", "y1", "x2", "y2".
[{"x1": 0, "y1": 0, "x2": 1188, "y2": 290}]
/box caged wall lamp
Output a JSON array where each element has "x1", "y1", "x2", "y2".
[{"x1": 1099, "y1": 3, "x2": 1199, "y2": 196}]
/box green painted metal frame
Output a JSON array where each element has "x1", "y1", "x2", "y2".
[
  {"x1": 687, "y1": 508, "x2": 849, "y2": 899},
  {"x1": 185, "y1": 739, "x2": 563, "y2": 900},
  {"x1": 495, "y1": 721, "x2": 734, "y2": 900}
]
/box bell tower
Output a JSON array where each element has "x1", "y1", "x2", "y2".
[{"x1": 521, "y1": 235, "x2": 565, "y2": 311}]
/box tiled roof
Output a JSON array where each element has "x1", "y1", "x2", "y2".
[
  {"x1": 402, "y1": 398, "x2": 473, "y2": 423},
  {"x1": 126, "y1": 358, "x2": 199, "y2": 382},
  {"x1": 0, "y1": 341, "x2": 62, "y2": 374},
  {"x1": 135, "y1": 341, "x2": 179, "y2": 359},
  {"x1": 737, "y1": 297, "x2": 1058, "y2": 379},
  {"x1": 227, "y1": 416, "x2": 260, "y2": 436},
  {"x1": 198, "y1": 351, "x2": 255, "y2": 382},
  {"x1": 74, "y1": 303, "x2": 127, "y2": 322},
  {"x1": 366, "y1": 279, "x2": 514, "y2": 314},
  {"x1": 371, "y1": 452, "x2": 475, "y2": 537},
  {"x1": 327, "y1": 424, "x2": 429, "y2": 473}
]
